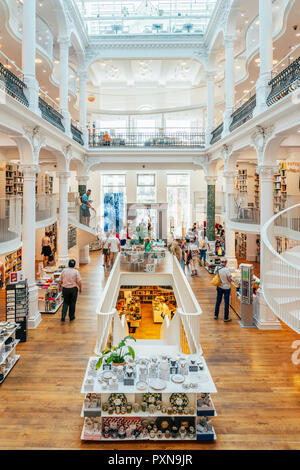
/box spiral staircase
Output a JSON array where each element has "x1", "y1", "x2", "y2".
[{"x1": 262, "y1": 204, "x2": 300, "y2": 334}]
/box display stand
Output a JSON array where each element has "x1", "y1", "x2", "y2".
[
  {"x1": 80, "y1": 353, "x2": 217, "y2": 442},
  {"x1": 6, "y1": 280, "x2": 28, "y2": 342},
  {"x1": 37, "y1": 267, "x2": 64, "y2": 314},
  {"x1": 0, "y1": 323, "x2": 20, "y2": 384}
]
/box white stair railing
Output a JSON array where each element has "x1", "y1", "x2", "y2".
[{"x1": 261, "y1": 203, "x2": 300, "y2": 334}]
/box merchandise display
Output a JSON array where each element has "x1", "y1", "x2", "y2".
[
  {"x1": 80, "y1": 352, "x2": 217, "y2": 441},
  {"x1": 0, "y1": 321, "x2": 20, "y2": 384},
  {"x1": 3, "y1": 249, "x2": 22, "y2": 286},
  {"x1": 37, "y1": 267, "x2": 64, "y2": 314},
  {"x1": 230, "y1": 265, "x2": 260, "y2": 319},
  {"x1": 6, "y1": 280, "x2": 28, "y2": 342}
]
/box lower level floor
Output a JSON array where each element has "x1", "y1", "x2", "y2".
[{"x1": 0, "y1": 251, "x2": 299, "y2": 450}]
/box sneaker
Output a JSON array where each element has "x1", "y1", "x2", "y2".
[
  {"x1": 214, "y1": 316, "x2": 218, "y2": 320},
  {"x1": 224, "y1": 318, "x2": 232, "y2": 323},
  {"x1": 61, "y1": 318, "x2": 65, "y2": 322},
  {"x1": 70, "y1": 317, "x2": 75, "y2": 322}
]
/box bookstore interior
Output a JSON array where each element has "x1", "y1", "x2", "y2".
[{"x1": 0, "y1": 0, "x2": 299, "y2": 453}]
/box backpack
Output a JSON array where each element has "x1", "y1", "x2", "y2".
[{"x1": 199, "y1": 240, "x2": 206, "y2": 249}]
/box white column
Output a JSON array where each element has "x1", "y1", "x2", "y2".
[
  {"x1": 21, "y1": 164, "x2": 42, "y2": 329},
  {"x1": 57, "y1": 171, "x2": 71, "y2": 265},
  {"x1": 254, "y1": 0, "x2": 273, "y2": 115},
  {"x1": 256, "y1": 164, "x2": 281, "y2": 330},
  {"x1": 59, "y1": 38, "x2": 71, "y2": 135},
  {"x1": 22, "y1": 0, "x2": 39, "y2": 113},
  {"x1": 205, "y1": 71, "x2": 215, "y2": 146},
  {"x1": 222, "y1": 36, "x2": 235, "y2": 136},
  {"x1": 223, "y1": 170, "x2": 238, "y2": 269},
  {"x1": 79, "y1": 71, "x2": 88, "y2": 146},
  {"x1": 258, "y1": 165, "x2": 276, "y2": 227}
]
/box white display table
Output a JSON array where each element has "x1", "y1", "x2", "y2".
[{"x1": 80, "y1": 351, "x2": 217, "y2": 442}]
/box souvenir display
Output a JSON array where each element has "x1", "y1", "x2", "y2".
[{"x1": 81, "y1": 354, "x2": 216, "y2": 441}]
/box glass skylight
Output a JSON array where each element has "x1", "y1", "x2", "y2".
[{"x1": 76, "y1": 1, "x2": 217, "y2": 36}]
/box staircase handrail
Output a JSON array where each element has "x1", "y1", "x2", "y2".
[{"x1": 261, "y1": 203, "x2": 300, "y2": 272}]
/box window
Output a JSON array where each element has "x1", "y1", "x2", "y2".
[
  {"x1": 136, "y1": 173, "x2": 156, "y2": 204},
  {"x1": 167, "y1": 173, "x2": 190, "y2": 237},
  {"x1": 101, "y1": 174, "x2": 126, "y2": 233}
]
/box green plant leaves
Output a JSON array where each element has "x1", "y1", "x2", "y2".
[
  {"x1": 127, "y1": 345, "x2": 135, "y2": 360},
  {"x1": 95, "y1": 357, "x2": 103, "y2": 370}
]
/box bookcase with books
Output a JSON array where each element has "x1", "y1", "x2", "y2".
[{"x1": 273, "y1": 162, "x2": 287, "y2": 214}]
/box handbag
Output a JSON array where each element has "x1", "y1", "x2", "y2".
[{"x1": 211, "y1": 268, "x2": 222, "y2": 287}]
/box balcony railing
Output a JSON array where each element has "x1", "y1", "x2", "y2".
[
  {"x1": 38, "y1": 97, "x2": 65, "y2": 132},
  {"x1": 35, "y1": 194, "x2": 58, "y2": 224},
  {"x1": 230, "y1": 94, "x2": 256, "y2": 132},
  {"x1": 71, "y1": 123, "x2": 84, "y2": 146},
  {"x1": 267, "y1": 55, "x2": 300, "y2": 106},
  {"x1": 210, "y1": 123, "x2": 223, "y2": 145},
  {"x1": 88, "y1": 129, "x2": 205, "y2": 148},
  {"x1": 229, "y1": 194, "x2": 260, "y2": 225},
  {"x1": 0, "y1": 197, "x2": 22, "y2": 246},
  {"x1": 0, "y1": 61, "x2": 28, "y2": 108}
]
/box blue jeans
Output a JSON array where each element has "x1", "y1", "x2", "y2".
[
  {"x1": 214, "y1": 287, "x2": 231, "y2": 320},
  {"x1": 199, "y1": 249, "x2": 207, "y2": 264},
  {"x1": 180, "y1": 258, "x2": 185, "y2": 271}
]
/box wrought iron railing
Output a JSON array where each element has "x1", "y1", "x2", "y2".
[
  {"x1": 230, "y1": 94, "x2": 256, "y2": 132},
  {"x1": 38, "y1": 97, "x2": 65, "y2": 132},
  {"x1": 0, "y1": 62, "x2": 29, "y2": 107},
  {"x1": 210, "y1": 123, "x2": 223, "y2": 145},
  {"x1": 71, "y1": 123, "x2": 84, "y2": 146},
  {"x1": 267, "y1": 55, "x2": 300, "y2": 106},
  {"x1": 88, "y1": 130, "x2": 205, "y2": 148}
]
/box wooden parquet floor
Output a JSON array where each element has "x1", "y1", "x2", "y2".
[{"x1": 0, "y1": 252, "x2": 299, "y2": 450}]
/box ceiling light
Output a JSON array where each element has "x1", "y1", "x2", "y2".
[
  {"x1": 243, "y1": 90, "x2": 249, "y2": 93},
  {"x1": 35, "y1": 58, "x2": 42, "y2": 64}
]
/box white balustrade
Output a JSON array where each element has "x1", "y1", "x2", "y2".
[{"x1": 262, "y1": 203, "x2": 300, "y2": 334}]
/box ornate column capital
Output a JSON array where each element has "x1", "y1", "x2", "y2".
[
  {"x1": 23, "y1": 125, "x2": 45, "y2": 160},
  {"x1": 56, "y1": 171, "x2": 71, "y2": 181},
  {"x1": 62, "y1": 144, "x2": 72, "y2": 162},
  {"x1": 257, "y1": 164, "x2": 277, "y2": 181},
  {"x1": 58, "y1": 36, "x2": 71, "y2": 48},
  {"x1": 223, "y1": 169, "x2": 238, "y2": 180},
  {"x1": 251, "y1": 125, "x2": 275, "y2": 157},
  {"x1": 206, "y1": 70, "x2": 216, "y2": 81},
  {"x1": 223, "y1": 35, "x2": 236, "y2": 47},
  {"x1": 205, "y1": 175, "x2": 218, "y2": 185},
  {"x1": 76, "y1": 175, "x2": 89, "y2": 185},
  {"x1": 19, "y1": 163, "x2": 40, "y2": 179}
]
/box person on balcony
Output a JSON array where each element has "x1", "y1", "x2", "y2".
[
  {"x1": 103, "y1": 131, "x2": 111, "y2": 146},
  {"x1": 80, "y1": 189, "x2": 94, "y2": 226},
  {"x1": 214, "y1": 259, "x2": 232, "y2": 322},
  {"x1": 59, "y1": 259, "x2": 82, "y2": 322}
]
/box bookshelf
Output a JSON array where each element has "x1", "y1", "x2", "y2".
[
  {"x1": 254, "y1": 172, "x2": 260, "y2": 209},
  {"x1": 273, "y1": 162, "x2": 287, "y2": 214},
  {"x1": 236, "y1": 169, "x2": 247, "y2": 193},
  {"x1": 4, "y1": 248, "x2": 22, "y2": 285},
  {"x1": 0, "y1": 162, "x2": 24, "y2": 198}
]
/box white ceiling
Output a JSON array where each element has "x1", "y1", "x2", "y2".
[{"x1": 89, "y1": 59, "x2": 203, "y2": 88}]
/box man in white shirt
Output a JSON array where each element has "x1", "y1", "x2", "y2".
[
  {"x1": 59, "y1": 259, "x2": 82, "y2": 322},
  {"x1": 213, "y1": 259, "x2": 232, "y2": 322},
  {"x1": 108, "y1": 232, "x2": 120, "y2": 268}
]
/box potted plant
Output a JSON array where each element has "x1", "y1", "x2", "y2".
[{"x1": 95, "y1": 336, "x2": 136, "y2": 369}]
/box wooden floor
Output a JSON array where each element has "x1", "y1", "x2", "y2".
[{"x1": 0, "y1": 252, "x2": 300, "y2": 450}]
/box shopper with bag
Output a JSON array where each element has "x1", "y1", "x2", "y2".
[
  {"x1": 59, "y1": 259, "x2": 82, "y2": 322},
  {"x1": 212, "y1": 259, "x2": 232, "y2": 322},
  {"x1": 199, "y1": 234, "x2": 209, "y2": 267},
  {"x1": 102, "y1": 231, "x2": 111, "y2": 269}
]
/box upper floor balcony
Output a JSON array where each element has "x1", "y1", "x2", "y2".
[
  {"x1": 88, "y1": 128, "x2": 205, "y2": 148},
  {"x1": 76, "y1": 0, "x2": 216, "y2": 37},
  {"x1": 211, "y1": 47, "x2": 300, "y2": 145}
]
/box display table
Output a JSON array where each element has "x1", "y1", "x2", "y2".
[
  {"x1": 37, "y1": 268, "x2": 63, "y2": 314},
  {"x1": 80, "y1": 352, "x2": 217, "y2": 441},
  {"x1": 0, "y1": 323, "x2": 20, "y2": 384}
]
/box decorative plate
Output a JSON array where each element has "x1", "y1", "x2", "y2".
[
  {"x1": 108, "y1": 393, "x2": 127, "y2": 410},
  {"x1": 170, "y1": 393, "x2": 189, "y2": 408},
  {"x1": 102, "y1": 371, "x2": 113, "y2": 381},
  {"x1": 136, "y1": 381, "x2": 148, "y2": 391},
  {"x1": 143, "y1": 393, "x2": 162, "y2": 405},
  {"x1": 171, "y1": 374, "x2": 185, "y2": 384},
  {"x1": 149, "y1": 379, "x2": 166, "y2": 391}
]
